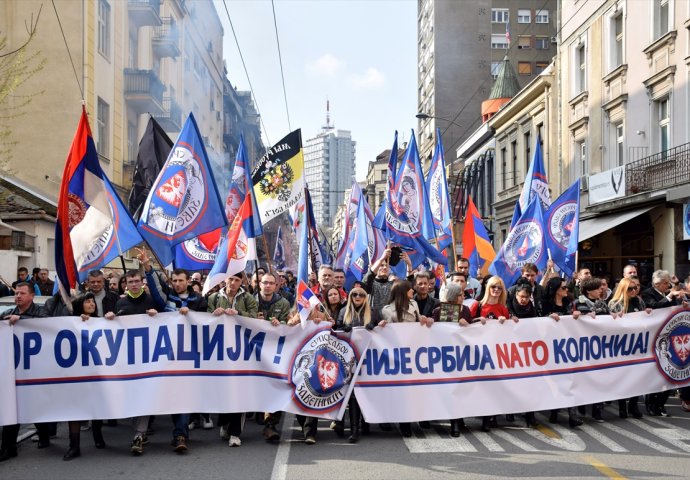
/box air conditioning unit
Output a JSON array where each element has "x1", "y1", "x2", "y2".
[
  {"x1": 579, "y1": 175, "x2": 589, "y2": 191},
  {"x1": 550, "y1": 36, "x2": 558, "y2": 44}
]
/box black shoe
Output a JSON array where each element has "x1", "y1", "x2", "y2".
[
  {"x1": 333, "y1": 421, "x2": 345, "y2": 437},
  {"x1": 399, "y1": 423, "x2": 412, "y2": 437},
  {"x1": 0, "y1": 449, "x2": 17, "y2": 462},
  {"x1": 263, "y1": 425, "x2": 280, "y2": 443},
  {"x1": 659, "y1": 405, "x2": 670, "y2": 417},
  {"x1": 37, "y1": 438, "x2": 50, "y2": 449},
  {"x1": 489, "y1": 416, "x2": 498, "y2": 428},
  {"x1": 481, "y1": 417, "x2": 491, "y2": 432},
  {"x1": 525, "y1": 412, "x2": 537, "y2": 428},
  {"x1": 549, "y1": 411, "x2": 559, "y2": 423},
  {"x1": 450, "y1": 420, "x2": 460, "y2": 437},
  {"x1": 592, "y1": 409, "x2": 604, "y2": 423},
  {"x1": 63, "y1": 447, "x2": 81, "y2": 461},
  {"x1": 568, "y1": 415, "x2": 583, "y2": 428}
]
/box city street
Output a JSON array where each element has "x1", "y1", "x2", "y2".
[{"x1": 3, "y1": 398, "x2": 690, "y2": 479}]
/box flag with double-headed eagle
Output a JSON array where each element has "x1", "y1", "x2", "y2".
[
  {"x1": 137, "y1": 113, "x2": 227, "y2": 266},
  {"x1": 202, "y1": 136, "x2": 262, "y2": 294},
  {"x1": 252, "y1": 129, "x2": 305, "y2": 225}
]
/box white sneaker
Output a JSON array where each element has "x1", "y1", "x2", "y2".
[
  {"x1": 219, "y1": 425, "x2": 229, "y2": 440},
  {"x1": 203, "y1": 418, "x2": 214, "y2": 429},
  {"x1": 228, "y1": 435, "x2": 241, "y2": 447}
]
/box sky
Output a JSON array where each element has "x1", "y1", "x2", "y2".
[{"x1": 215, "y1": 0, "x2": 418, "y2": 181}]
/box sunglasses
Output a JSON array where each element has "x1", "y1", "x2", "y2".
[
  {"x1": 627, "y1": 285, "x2": 639, "y2": 292},
  {"x1": 559, "y1": 286, "x2": 568, "y2": 290},
  {"x1": 490, "y1": 285, "x2": 503, "y2": 291},
  {"x1": 351, "y1": 292, "x2": 367, "y2": 298}
]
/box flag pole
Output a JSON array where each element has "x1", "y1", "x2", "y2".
[{"x1": 261, "y1": 232, "x2": 274, "y2": 275}]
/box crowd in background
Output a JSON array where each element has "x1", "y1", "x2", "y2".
[{"x1": 2, "y1": 249, "x2": 690, "y2": 463}]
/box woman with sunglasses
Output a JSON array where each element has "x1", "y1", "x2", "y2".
[
  {"x1": 608, "y1": 276, "x2": 649, "y2": 419},
  {"x1": 543, "y1": 277, "x2": 583, "y2": 428},
  {"x1": 378, "y1": 280, "x2": 432, "y2": 437},
  {"x1": 335, "y1": 288, "x2": 378, "y2": 442},
  {"x1": 476, "y1": 276, "x2": 512, "y2": 324}
]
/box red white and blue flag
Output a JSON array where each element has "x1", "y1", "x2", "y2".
[
  {"x1": 202, "y1": 136, "x2": 262, "y2": 294},
  {"x1": 55, "y1": 107, "x2": 143, "y2": 290},
  {"x1": 137, "y1": 113, "x2": 226, "y2": 266}
]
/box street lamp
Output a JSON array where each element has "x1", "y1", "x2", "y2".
[{"x1": 415, "y1": 112, "x2": 462, "y2": 129}]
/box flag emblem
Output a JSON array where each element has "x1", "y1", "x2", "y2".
[
  {"x1": 317, "y1": 354, "x2": 340, "y2": 390},
  {"x1": 258, "y1": 163, "x2": 294, "y2": 201},
  {"x1": 156, "y1": 171, "x2": 187, "y2": 208},
  {"x1": 504, "y1": 220, "x2": 543, "y2": 268},
  {"x1": 548, "y1": 202, "x2": 577, "y2": 247},
  {"x1": 67, "y1": 194, "x2": 87, "y2": 227},
  {"x1": 672, "y1": 334, "x2": 690, "y2": 363}
]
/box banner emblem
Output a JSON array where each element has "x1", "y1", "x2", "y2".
[
  {"x1": 258, "y1": 163, "x2": 294, "y2": 201},
  {"x1": 655, "y1": 310, "x2": 690, "y2": 382},
  {"x1": 291, "y1": 330, "x2": 357, "y2": 412}
]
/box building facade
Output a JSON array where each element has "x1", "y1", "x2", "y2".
[
  {"x1": 417, "y1": 0, "x2": 557, "y2": 165},
  {"x1": 304, "y1": 128, "x2": 356, "y2": 229}
]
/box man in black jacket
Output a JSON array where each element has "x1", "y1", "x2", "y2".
[
  {"x1": 87, "y1": 269, "x2": 120, "y2": 316},
  {"x1": 104, "y1": 267, "x2": 162, "y2": 455},
  {"x1": 1, "y1": 283, "x2": 49, "y2": 462},
  {"x1": 413, "y1": 271, "x2": 439, "y2": 317},
  {"x1": 642, "y1": 269, "x2": 688, "y2": 416}
]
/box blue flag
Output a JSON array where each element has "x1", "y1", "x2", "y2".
[
  {"x1": 545, "y1": 179, "x2": 580, "y2": 278},
  {"x1": 511, "y1": 135, "x2": 551, "y2": 229},
  {"x1": 174, "y1": 229, "x2": 220, "y2": 271},
  {"x1": 384, "y1": 131, "x2": 446, "y2": 268},
  {"x1": 489, "y1": 198, "x2": 547, "y2": 287},
  {"x1": 343, "y1": 185, "x2": 385, "y2": 289},
  {"x1": 425, "y1": 128, "x2": 453, "y2": 251},
  {"x1": 137, "y1": 113, "x2": 227, "y2": 266}
]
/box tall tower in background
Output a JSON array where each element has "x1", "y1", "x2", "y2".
[
  {"x1": 417, "y1": 0, "x2": 557, "y2": 165},
  {"x1": 304, "y1": 101, "x2": 356, "y2": 229}
]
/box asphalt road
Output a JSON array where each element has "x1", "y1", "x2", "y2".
[{"x1": 2, "y1": 399, "x2": 690, "y2": 479}]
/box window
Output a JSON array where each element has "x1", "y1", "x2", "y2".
[
  {"x1": 575, "y1": 43, "x2": 586, "y2": 94},
  {"x1": 611, "y1": 13, "x2": 624, "y2": 68},
  {"x1": 97, "y1": 97, "x2": 110, "y2": 156},
  {"x1": 127, "y1": 122, "x2": 137, "y2": 163},
  {"x1": 491, "y1": 61, "x2": 502, "y2": 79},
  {"x1": 654, "y1": 0, "x2": 670, "y2": 39},
  {"x1": 510, "y1": 140, "x2": 517, "y2": 185},
  {"x1": 524, "y1": 132, "x2": 531, "y2": 173},
  {"x1": 491, "y1": 34, "x2": 509, "y2": 49},
  {"x1": 501, "y1": 147, "x2": 507, "y2": 190},
  {"x1": 518, "y1": 36, "x2": 531, "y2": 49},
  {"x1": 492, "y1": 8, "x2": 509, "y2": 23},
  {"x1": 98, "y1": 0, "x2": 111, "y2": 59},
  {"x1": 616, "y1": 123, "x2": 625, "y2": 166},
  {"x1": 535, "y1": 36, "x2": 549, "y2": 50},
  {"x1": 657, "y1": 97, "x2": 670, "y2": 152},
  {"x1": 535, "y1": 9, "x2": 549, "y2": 24},
  {"x1": 128, "y1": 32, "x2": 138, "y2": 68},
  {"x1": 518, "y1": 61, "x2": 532, "y2": 75},
  {"x1": 535, "y1": 62, "x2": 548, "y2": 74},
  {"x1": 577, "y1": 141, "x2": 587, "y2": 176},
  {"x1": 517, "y1": 9, "x2": 531, "y2": 23}
]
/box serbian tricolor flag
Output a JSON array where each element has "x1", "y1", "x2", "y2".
[
  {"x1": 202, "y1": 136, "x2": 262, "y2": 294},
  {"x1": 462, "y1": 196, "x2": 496, "y2": 277},
  {"x1": 55, "y1": 107, "x2": 143, "y2": 290}
]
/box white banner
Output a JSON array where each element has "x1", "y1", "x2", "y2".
[
  {"x1": 588, "y1": 165, "x2": 625, "y2": 204},
  {"x1": 351, "y1": 307, "x2": 690, "y2": 423},
  {"x1": 1, "y1": 312, "x2": 363, "y2": 425}
]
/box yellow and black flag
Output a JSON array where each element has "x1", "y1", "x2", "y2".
[{"x1": 251, "y1": 129, "x2": 305, "y2": 224}]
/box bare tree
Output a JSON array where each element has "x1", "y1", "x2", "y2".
[{"x1": 0, "y1": 6, "x2": 46, "y2": 169}]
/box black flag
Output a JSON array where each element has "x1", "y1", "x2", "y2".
[{"x1": 127, "y1": 116, "x2": 174, "y2": 221}]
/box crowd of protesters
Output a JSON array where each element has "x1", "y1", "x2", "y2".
[{"x1": 2, "y1": 249, "x2": 690, "y2": 462}]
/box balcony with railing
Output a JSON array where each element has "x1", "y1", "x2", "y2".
[
  {"x1": 153, "y1": 18, "x2": 181, "y2": 58},
  {"x1": 153, "y1": 97, "x2": 183, "y2": 132},
  {"x1": 128, "y1": 0, "x2": 162, "y2": 28},
  {"x1": 626, "y1": 142, "x2": 690, "y2": 195},
  {"x1": 124, "y1": 68, "x2": 165, "y2": 114}
]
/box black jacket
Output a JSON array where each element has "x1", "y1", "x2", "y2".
[
  {"x1": 8, "y1": 302, "x2": 48, "y2": 319},
  {"x1": 642, "y1": 287, "x2": 680, "y2": 310},
  {"x1": 115, "y1": 292, "x2": 159, "y2": 316}
]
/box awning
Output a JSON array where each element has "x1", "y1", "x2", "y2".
[{"x1": 578, "y1": 206, "x2": 655, "y2": 241}]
